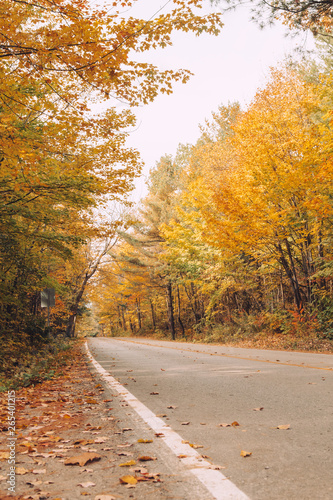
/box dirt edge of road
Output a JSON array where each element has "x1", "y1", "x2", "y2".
[{"x1": 0, "y1": 342, "x2": 201, "y2": 500}]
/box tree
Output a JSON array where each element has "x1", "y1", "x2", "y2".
[
  {"x1": 0, "y1": 0, "x2": 223, "y2": 352},
  {"x1": 212, "y1": 0, "x2": 333, "y2": 34}
]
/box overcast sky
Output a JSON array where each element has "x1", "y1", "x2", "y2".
[{"x1": 119, "y1": 1, "x2": 315, "y2": 200}]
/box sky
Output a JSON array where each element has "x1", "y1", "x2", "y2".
[{"x1": 116, "y1": 0, "x2": 316, "y2": 201}]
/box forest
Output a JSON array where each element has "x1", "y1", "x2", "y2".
[{"x1": 1, "y1": 0, "x2": 333, "y2": 388}]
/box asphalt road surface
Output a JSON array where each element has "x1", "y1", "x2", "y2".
[{"x1": 88, "y1": 337, "x2": 333, "y2": 500}]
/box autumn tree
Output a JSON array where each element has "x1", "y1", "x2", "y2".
[{"x1": 0, "y1": 0, "x2": 223, "y2": 359}]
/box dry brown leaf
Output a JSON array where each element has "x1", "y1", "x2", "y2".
[
  {"x1": 276, "y1": 424, "x2": 291, "y2": 430},
  {"x1": 177, "y1": 454, "x2": 187, "y2": 458},
  {"x1": 122, "y1": 428, "x2": 133, "y2": 432},
  {"x1": 240, "y1": 450, "x2": 252, "y2": 457},
  {"x1": 167, "y1": 405, "x2": 177, "y2": 409},
  {"x1": 119, "y1": 475, "x2": 137, "y2": 485},
  {"x1": 137, "y1": 439, "x2": 153, "y2": 443},
  {"x1": 181, "y1": 422, "x2": 190, "y2": 425},
  {"x1": 138, "y1": 456, "x2": 157, "y2": 461},
  {"x1": 94, "y1": 496, "x2": 117, "y2": 500},
  {"x1": 190, "y1": 443, "x2": 203, "y2": 449},
  {"x1": 155, "y1": 433, "x2": 164, "y2": 437},
  {"x1": 150, "y1": 392, "x2": 159, "y2": 395},
  {"x1": 64, "y1": 452, "x2": 101, "y2": 466},
  {"x1": 231, "y1": 421, "x2": 240, "y2": 427}
]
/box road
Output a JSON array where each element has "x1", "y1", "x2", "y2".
[{"x1": 87, "y1": 337, "x2": 333, "y2": 500}]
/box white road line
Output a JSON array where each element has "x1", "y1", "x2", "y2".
[{"x1": 86, "y1": 343, "x2": 250, "y2": 500}]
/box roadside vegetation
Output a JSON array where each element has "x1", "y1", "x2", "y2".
[
  {"x1": 0, "y1": 0, "x2": 222, "y2": 387},
  {"x1": 90, "y1": 40, "x2": 333, "y2": 354}
]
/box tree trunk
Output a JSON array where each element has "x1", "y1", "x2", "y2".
[
  {"x1": 149, "y1": 299, "x2": 156, "y2": 329},
  {"x1": 176, "y1": 284, "x2": 185, "y2": 337},
  {"x1": 166, "y1": 281, "x2": 176, "y2": 340},
  {"x1": 277, "y1": 241, "x2": 303, "y2": 313},
  {"x1": 121, "y1": 305, "x2": 127, "y2": 331},
  {"x1": 136, "y1": 298, "x2": 142, "y2": 330}
]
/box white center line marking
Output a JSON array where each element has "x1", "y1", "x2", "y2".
[{"x1": 86, "y1": 343, "x2": 250, "y2": 500}]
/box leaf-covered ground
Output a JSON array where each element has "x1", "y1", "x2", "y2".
[{"x1": 0, "y1": 345, "x2": 176, "y2": 500}]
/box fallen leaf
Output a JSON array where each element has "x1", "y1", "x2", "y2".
[
  {"x1": 119, "y1": 460, "x2": 136, "y2": 467},
  {"x1": 137, "y1": 439, "x2": 153, "y2": 443},
  {"x1": 190, "y1": 443, "x2": 203, "y2": 449},
  {"x1": 26, "y1": 480, "x2": 42, "y2": 486},
  {"x1": 94, "y1": 437, "x2": 108, "y2": 443},
  {"x1": 253, "y1": 407, "x2": 264, "y2": 411},
  {"x1": 138, "y1": 456, "x2": 157, "y2": 461},
  {"x1": 32, "y1": 469, "x2": 46, "y2": 474},
  {"x1": 218, "y1": 423, "x2": 231, "y2": 427},
  {"x1": 119, "y1": 475, "x2": 137, "y2": 485},
  {"x1": 276, "y1": 424, "x2": 291, "y2": 430},
  {"x1": 94, "y1": 496, "x2": 116, "y2": 500},
  {"x1": 156, "y1": 414, "x2": 167, "y2": 418},
  {"x1": 65, "y1": 452, "x2": 102, "y2": 466},
  {"x1": 240, "y1": 450, "x2": 252, "y2": 457},
  {"x1": 167, "y1": 405, "x2": 177, "y2": 409},
  {"x1": 155, "y1": 433, "x2": 164, "y2": 437},
  {"x1": 78, "y1": 482, "x2": 96, "y2": 488},
  {"x1": 16, "y1": 467, "x2": 29, "y2": 475},
  {"x1": 181, "y1": 422, "x2": 190, "y2": 425},
  {"x1": 150, "y1": 392, "x2": 159, "y2": 395},
  {"x1": 231, "y1": 421, "x2": 240, "y2": 427},
  {"x1": 131, "y1": 467, "x2": 148, "y2": 474},
  {"x1": 177, "y1": 454, "x2": 187, "y2": 459},
  {"x1": 0, "y1": 452, "x2": 10, "y2": 460},
  {"x1": 122, "y1": 428, "x2": 133, "y2": 432}
]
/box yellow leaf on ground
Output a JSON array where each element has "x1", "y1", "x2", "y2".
[
  {"x1": 119, "y1": 460, "x2": 136, "y2": 467},
  {"x1": 240, "y1": 450, "x2": 252, "y2": 457},
  {"x1": 119, "y1": 475, "x2": 137, "y2": 485},
  {"x1": 16, "y1": 467, "x2": 29, "y2": 475},
  {"x1": 137, "y1": 439, "x2": 153, "y2": 443},
  {"x1": 276, "y1": 424, "x2": 291, "y2": 430}
]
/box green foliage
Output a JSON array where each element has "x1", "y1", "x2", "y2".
[{"x1": 0, "y1": 336, "x2": 76, "y2": 391}]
